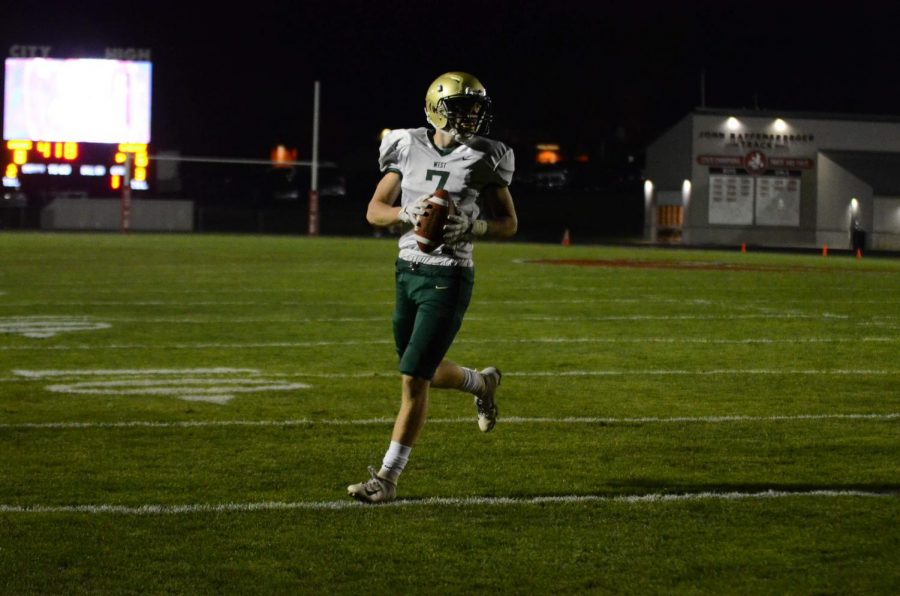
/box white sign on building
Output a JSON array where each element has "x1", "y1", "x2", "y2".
[
  {"x1": 708, "y1": 174, "x2": 754, "y2": 225},
  {"x1": 755, "y1": 176, "x2": 801, "y2": 226}
]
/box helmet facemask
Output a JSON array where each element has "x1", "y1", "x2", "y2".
[{"x1": 435, "y1": 94, "x2": 493, "y2": 140}]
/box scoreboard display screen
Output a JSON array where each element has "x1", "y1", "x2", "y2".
[
  {"x1": 4, "y1": 58, "x2": 151, "y2": 143},
  {"x1": 2, "y1": 55, "x2": 151, "y2": 196}
]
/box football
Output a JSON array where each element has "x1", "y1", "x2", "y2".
[{"x1": 414, "y1": 189, "x2": 455, "y2": 253}]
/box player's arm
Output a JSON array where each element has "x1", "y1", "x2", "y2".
[
  {"x1": 366, "y1": 172, "x2": 403, "y2": 226},
  {"x1": 481, "y1": 185, "x2": 518, "y2": 239},
  {"x1": 366, "y1": 172, "x2": 431, "y2": 227}
]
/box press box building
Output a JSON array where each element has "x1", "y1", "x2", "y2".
[{"x1": 643, "y1": 108, "x2": 900, "y2": 250}]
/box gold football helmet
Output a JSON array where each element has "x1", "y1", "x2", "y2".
[{"x1": 424, "y1": 71, "x2": 493, "y2": 139}]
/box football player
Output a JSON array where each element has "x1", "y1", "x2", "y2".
[{"x1": 348, "y1": 71, "x2": 518, "y2": 503}]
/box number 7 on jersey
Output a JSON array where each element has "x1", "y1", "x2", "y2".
[{"x1": 426, "y1": 169, "x2": 449, "y2": 191}]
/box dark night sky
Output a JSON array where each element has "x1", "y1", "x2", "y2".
[{"x1": 3, "y1": 1, "x2": 900, "y2": 171}]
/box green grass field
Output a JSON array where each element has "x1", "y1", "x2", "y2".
[{"x1": 1, "y1": 232, "x2": 898, "y2": 594}]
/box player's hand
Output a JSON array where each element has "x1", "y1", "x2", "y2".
[
  {"x1": 443, "y1": 214, "x2": 488, "y2": 245},
  {"x1": 398, "y1": 195, "x2": 430, "y2": 224},
  {"x1": 443, "y1": 214, "x2": 472, "y2": 245}
]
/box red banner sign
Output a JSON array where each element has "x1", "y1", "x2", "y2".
[{"x1": 697, "y1": 154, "x2": 814, "y2": 169}]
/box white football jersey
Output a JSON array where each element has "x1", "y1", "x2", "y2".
[{"x1": 379, "y1": 127, "x2": 514, "y2": 267}]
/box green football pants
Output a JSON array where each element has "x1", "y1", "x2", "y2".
[{"x1": 392, "y1": 259, "x2": 474, "y2": 379}]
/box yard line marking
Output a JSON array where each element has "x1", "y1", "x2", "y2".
[
  {"x1": 492, "y1": 337, "x2": 900, "y2": 344},
  {"x1": 4, "y1": 301, "x2": 292, "y2": 306},
  {"x1": 0, "y1": 299, "x2": 588, "y2": 306},
  {"x1": 0, "y1": 489, "x2": 894, "y2": 515},
  {"x1": 10, "y1": 368, "x2": 311, "y2": 404},
  {"x1": 135, "y1": 313, "x2": 843, "y2": 323},
  {"x1": 2, "y1": 412, "x2": 896, "y2": 430},
  {"x1": 506, "y1": 369, "x2": 900, "y2": 377},
  {"x1": 0, "y1": 298, "x2": 673, "y2": 306},
  {"x1": 494, "y1": 413, "x2": 900, "y2": 424},
  {"x1": 0, "y1": 418, "x2": 395, "y2": 429},
  {"x1": 0, "y1": 341, "x2": 395, "y2": 352},
  {"x1": 0, "y1": 316, "x2": 111, "y2": 338},
  {"x1": 0, "y1": 313, "x2": 855, "y2": 323},
  {"x1": 45, "y1": 379, "x2": 312, "y2": 397},
  {"x1": 271, "y1": 369, "x2": 898, "y2": 378},
  {"x1": 519, "y1": 314, "x2": 850, "y2": 321},
  {"x1": 2, "y1": 336, "x2": 896, "y2": 352},
  {"x1": 2, "y1": 368, "x2": 899, "y2": 383},
  {"x1": 13, "y1": 367, "x2": 259, "y2": 378},
  {"x1": 11, "y1": 286, "x2": 899, "y2": 304}
]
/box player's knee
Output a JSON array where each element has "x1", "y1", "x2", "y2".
[{"x1": 402, "y1": 374, "x2": 430, "y2": 399}]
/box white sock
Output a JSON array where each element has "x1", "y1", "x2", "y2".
[
  {"x1": 460, "y1": 367, "x2": 485, "y2": 395},
  {"x1": 378, "y1": 441, "x2": 411, "y2": 483}
]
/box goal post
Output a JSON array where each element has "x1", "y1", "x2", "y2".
[{"x1": 309, "y1": 80, "x2": 321, "y2": 236}]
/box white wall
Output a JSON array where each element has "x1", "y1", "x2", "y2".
[
  {"x1": 873, "y1": 197, "x2": 900, "y2": 250},
  {"x1": 791, "y1": 119, "x2": 900, "y2": 152},
  {"x1": 645, "y1": 115, "x2": 693, "y2": 240},
  {"x1": 816, "y1": 154, "x2": 871, "y2": 249},
  {"x1": 646, "y1": 114, "x2": 694, "y2": 190},
  {"x1": 41, "y1": 198, "x2": 194, "y2": 232}
]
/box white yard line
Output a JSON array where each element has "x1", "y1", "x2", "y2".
[
  {"x1": 518, "y1": 314, "x2": 850, "y2": 321},
  {"x1": 5, "y1": 369, "x2": 311, "y2": 404},
  {"x1": 3, "y1": 368, "x2": 899, "y2": 382},
  {"x1": 3, "y1": 299, "x2": 655, "y2": 306},
  {"x1": 0, "y1": 489, "x2": 894, "y2": 515},
  {"x1": 1, "y1": 412, "x2": 896, "y2": 430},
  {"x1": 0, "y1": 298, "x2": 665, "y2": 306},
  {"x1": 0, "y1": 317, "x2": 112, "y2": 339},
  {"x1": 45, "y1": 381, "x2": 312, "y2": 397},
  {"x1": 6, "y1": 291, "x2": 898, "y2": 304},
  {"x1": 510, "y1": 369, "x2": 900, "y2": 377},
  {"x1": 2, "y1": 336, "x2": 897, "y2": 352},
  {"x1": 13, "y1": 367, "x2": 260, "y2": 378},
  {"x1": 2, "y1": 313, "x2": 854, "y2": 322},
  {"x1": 268, "y1": 368, "x2": 900, "y2": 379},
  {"x1": 2, "y1": 367, "x2": 899, "y2": 382}
]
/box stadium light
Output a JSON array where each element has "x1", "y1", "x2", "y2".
[
  {"x1": 774, "y1": 118, "x2": 787, "y2": 132},
  {"x1": 726, "y1": 117, "x2": 741, "y2": 131},
  {"x1": 849, "y1": 197, "x2": 860, "y2": 228},
  {"x1": 644, "y1": 179, "x2": 654, "y2": 205},
  {"x1": 682, "y1": 179, "x2": 692, "y2": 206}
]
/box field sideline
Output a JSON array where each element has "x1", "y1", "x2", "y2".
[{"x1": 0, "y1": 232, "x2": 898, "y2": 594}]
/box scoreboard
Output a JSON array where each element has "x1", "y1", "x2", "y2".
[
  {"x1": 3, "y1": 140, "x2": 149, "y2": 194},
  {"x1": 2, "y1": 46, "x2": 152, "y2": 198}
]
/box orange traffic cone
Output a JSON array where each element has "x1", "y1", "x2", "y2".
[
  {"x1": 856, "y1": 248, "x2": 862, "y2": 259},
  {"x1": 822, "y1": 244, "x2": 828, "y2": 257},
  {"x1": 740, "y1": 243, "x2": 746, "y2": 253},
  {"x1": 562, "y1": 228, "x2": 571, "y2": 246}
]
